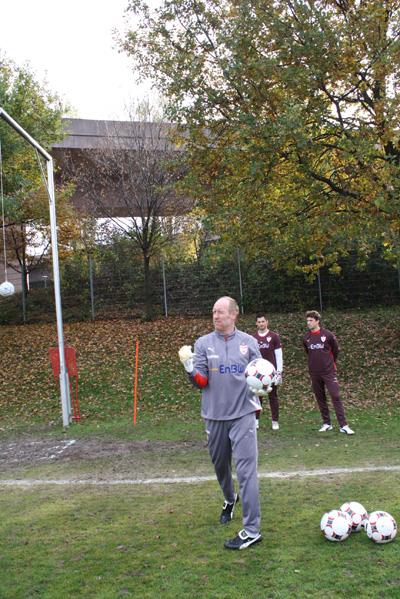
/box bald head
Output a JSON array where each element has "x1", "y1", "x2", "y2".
[{"x1": 213, "y1": 296, "x2": 238, "y2": 334}]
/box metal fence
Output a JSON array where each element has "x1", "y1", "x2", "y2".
[{"x1": 1, "y1": 249, "x2": 399, "y2": 325}]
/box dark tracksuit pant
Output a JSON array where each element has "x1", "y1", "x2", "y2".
[
  {"x1": 310, "y1": 372, "x2": 347, "y2": 427},
  {"x1": 256, "y1": 385, "x2": 279, "y2": 422},
  {"x1": 205, "y1": 412, "x2": 261, "y2": 537}
]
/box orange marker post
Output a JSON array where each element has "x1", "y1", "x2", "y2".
[{"x1": 134, "y1": 339, "x2": 139, "y2": 425}]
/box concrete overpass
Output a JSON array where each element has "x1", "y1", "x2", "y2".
[{"x1": 51, "y1": 118, "x2": 190, "y2": 217}]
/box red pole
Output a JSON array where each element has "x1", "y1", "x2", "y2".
[{"x1": 134, "y1": 340, "x2": 139, "y2": 425}]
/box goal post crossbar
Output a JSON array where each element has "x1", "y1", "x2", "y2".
[
  {"x1": 0, "y1": 106, "x2": 72, "y2": 426},
  {"x1": 0, "y1": 107, "x2": 51, "y2": 161}
]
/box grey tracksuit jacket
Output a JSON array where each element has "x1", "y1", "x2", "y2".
[{"x1": 188, "y1": 327, "x2": 262, "y2": 420}]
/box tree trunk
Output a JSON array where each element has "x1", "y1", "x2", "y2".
[
  {"x1": 143, "y1": 252, "x2": 153, "y2": 320},
  {"x1": 21, "y1": 232, "x2": 28, "y2": 324},
  {"x1": 21, "y1": 268, "x2": 27, "y2": 325}
]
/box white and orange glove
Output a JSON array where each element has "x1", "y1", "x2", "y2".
[{"x1": 178, "y1": 345, "x2": 196, "y2": 374}]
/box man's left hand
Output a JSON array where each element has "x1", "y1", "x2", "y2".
[{"x1": 250, "y1": 385, "x2": 272, "y2": 396}]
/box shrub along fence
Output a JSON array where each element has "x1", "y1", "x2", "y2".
[{"x1": 0, "y1": 250, "x2": 399, "y2": 325}]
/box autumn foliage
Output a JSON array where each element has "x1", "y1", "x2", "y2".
[
  {"x1": 0, "y1": 308, "x2": 399, "y2": 429},
  {"x1": 119, "y1": 0, "x2": 400, "y2": 275}
]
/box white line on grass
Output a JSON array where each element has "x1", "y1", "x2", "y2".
[{"x1": 1, "y1": 464, "x2": 400, "y2": 487}]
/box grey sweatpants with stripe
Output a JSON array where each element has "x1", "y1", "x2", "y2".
[{"x1": 205, "y1": 412, "x2": 261, "y2": 536}]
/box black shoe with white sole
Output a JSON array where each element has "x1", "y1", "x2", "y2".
[
  {"x1": 224, "y1": 529, "x2": 262, "y2": 550},
  {"x1": 220, "y1": 492, "x2": 239, "y2": 524}
]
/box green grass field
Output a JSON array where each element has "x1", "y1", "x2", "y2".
[{"x1": 0, "y1": 307, "x2": 400, "y2": 598}]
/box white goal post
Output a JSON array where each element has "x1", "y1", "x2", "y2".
[{"x1": 0, "y1": 107, "x2": 72, "y2": 426}]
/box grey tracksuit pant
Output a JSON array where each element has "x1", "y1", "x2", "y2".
[{"x1": 205, "y1": 412, "x2": 261, "y2": 536}]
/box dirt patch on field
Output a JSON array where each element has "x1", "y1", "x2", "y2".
[
  {"x1": 0, "y1": 436, "x2": 280, "y2": 482},
  {"x1": 0, "y1": 437, "x2": 208, "y2": 466}
]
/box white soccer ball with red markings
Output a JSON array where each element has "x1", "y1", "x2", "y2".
[
  {"x1": 245, "y1": 358, "x2": 277, "y2": 392},
  {"x1": 320, "y1": 509, "x2": 352, "y2": 542},
  {"x1": 339, "y1": 501, "x2": 369, "y2": 532},
  {"x1": 365, "y1": 511, "x2": 397, "y2": 544}
]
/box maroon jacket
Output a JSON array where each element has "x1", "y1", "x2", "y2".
[
  {"x1": 252, "y1": 330, "x2": 281, "y2": 369},
  {"x1": 302, "y1": 327, "x2": 339, "y2": 375}
]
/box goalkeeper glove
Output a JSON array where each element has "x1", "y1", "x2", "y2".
[
  {"x1": 274, "y1": 372, "x2": 282, "y2": 386},
  {"x1": 178, "y1": 345, "x2": 196, "y2": 374},
  {"x1": 249, "y1": 385, "x2": 272, "y2": 396}
]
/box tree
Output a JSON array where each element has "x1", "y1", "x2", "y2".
[
  {"x1": 0, "y1": 54, "x2": 77, "y2": 296},
  {"x1": 65, "y1": 101, "x2": 189, "y2": 319},
  {"x1": 119, "y1": 0, "x2": 400, "y2": 276}
]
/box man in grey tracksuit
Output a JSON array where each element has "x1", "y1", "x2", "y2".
[{"x1": 179, "y1": 296, "x2": 263, "y2": 550}]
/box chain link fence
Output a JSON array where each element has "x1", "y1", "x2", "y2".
[{"x1": 0, "y1": 247, "x2": 399, "y2": 325}]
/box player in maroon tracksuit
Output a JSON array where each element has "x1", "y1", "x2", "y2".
[
  {"x1": 302, "y1": 310, "x2": 354, "y2": 435},
  {"x1": 252, "y1": 313, "x2": 283, "y2": 430}
]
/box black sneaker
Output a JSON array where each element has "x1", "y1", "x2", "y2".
[
  {"x1": 220, "y1": 492, "x2": 239, "y2": 524},
  {"x1": 224, "y1": 529, "x2": 262, "y2": 550}
]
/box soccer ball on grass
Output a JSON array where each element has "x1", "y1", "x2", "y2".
[
  {"x1": 320, "y1": 509, "x2": 352, "y2": 542},
  {"x1": 365, "y1": 511, "x2": 397, "y2": 544},
  {"x1": 339, "y1": 501, "x2": 368, "y2": 532}
]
